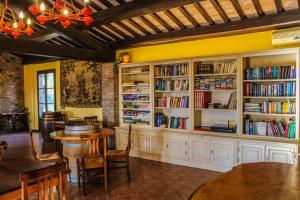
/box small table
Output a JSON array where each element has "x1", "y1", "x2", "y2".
[
  {"x1": 50, "y1": 129, "x2": 113, "y2": 183},
  {"x1": 190, "y1": 162, "x2": 300, "y2": 200}
]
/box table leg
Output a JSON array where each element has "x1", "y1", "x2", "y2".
[{"x1": 104, "y1": 137, "x2": 108, "y2": 192}]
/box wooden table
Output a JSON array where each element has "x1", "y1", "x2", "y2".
[
  {"x1": 0, "y1": 160, "x2": 54, "y2": 200},
  {"x1": 190, "y1": 162, "x2": 300, "y2": 200},
  {"x1": 50, "y1": 129, "x2": 113, "y2": 183}
]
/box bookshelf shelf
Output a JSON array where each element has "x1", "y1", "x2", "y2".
[
  {"x1": 122, "y1": 84, "x2": 150, "y2": 87},
  {"x1": 154, "y1": 75, "x2": 189, "y2": 79},
  {"x1": 155, "y1": 90, "x2": 189, "y2": 93},
  {"x1": 243, "y1": 112, "x2": 296, "y2": 117},
  {"x1": 195, "y1": 89, "x2": 237, "y2": 92},
  {"x1": 122, "y1": 93, "x2": 150, "y2": 95},
  {"x1": 155, "y1": 107, "x2": 189, "y2": 109},
  {"x1": 122, "y1": 101, "x2": 150, "y2": 103},
  {"x1": 196, "y1": 108, "x2": 236, "y2": 112},
  {"x1": 241, "y1": 134, "x2": 298, "y2": 142},
  {"x1": 122, "y1": 108, "x2": 151, "y2": 111},
  {"x1": 194, "y1": 73, "x2": 236, "y2": 77},
  {"x1": 122, "y1": 71, "x2": 150, "y2": 75},
  {"x1": 243, "y1": 79, "x2": 296, "y2": 82}
]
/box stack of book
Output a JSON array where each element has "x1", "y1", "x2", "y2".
[
  {"x1": 195, "y1": 77, "x2": 236, "y2": 90},
  {"x1": 244, "y1": 119, "x2": 296, "y2": 138},
  {"x1": 156, "y1": 96, "x2": 189, "y2": 108},
  {"x1": 123, "y1": 95, "x2": 149, "y2": 102},
  {"x1": 155, "y1": 80, "x2": 189, "y2": 91},
  {"x1": 123, "y1": 103, "x2": 149, "y2": 109},
  {"x1": 123, "y1": 88, "x2": 150, "y2": 94},
  {"x1": 195, "y1": 61, "x2": 237, "y2": 75},
  {"x1": 244, "y1": 103, "x2": 261, "y2": 113},
  {"x1": 168, "y1": 117, "x2": 189, "y2": 129},
  {"x1": 155, "y1": 64, "x2": 188, "y2": 77},
  {"x1": 194, "y1": 92, "x2": 212, "y2": 108},
  {"x1": 244, "y1": 82, "x2": 296, "y2": 97},
  {"x1": 245, "y1": 65, "x2": 296, "y2": 80}
]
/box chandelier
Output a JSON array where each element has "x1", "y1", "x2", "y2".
[
  {"x1": 0, "y1": 0, "x2": 34, "y2": 38},
  {"x1": 28, "y1": 0, "x2": 94, "y2": 28}
]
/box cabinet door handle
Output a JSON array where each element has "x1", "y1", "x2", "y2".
[
  {"x1": 211, "y1": 150, "x2": 214, "y2": 154},
  {"x1": 167, "y1": 145, "x2": 169, "y2": 148}
]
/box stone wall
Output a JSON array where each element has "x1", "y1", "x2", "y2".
[
  {"x1": 101, "y1": 63, "x2": 119, "y2": 127},
  {"x1": 0, "y1": 53, "x2": 24, "y2": 113}
]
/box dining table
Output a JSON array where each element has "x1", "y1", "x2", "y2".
[
  {"x1": 0, "y1": 159, "x2": 56, "y2": 200},
  {"x1": 189, "y1": 162, "x2": 300, "y2": 200}
]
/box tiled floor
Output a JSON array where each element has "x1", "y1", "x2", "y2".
[{"x1": 0, "y1": 133, "x2": 219, "y2": 200}]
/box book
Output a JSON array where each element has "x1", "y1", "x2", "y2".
[{"x1": 245, "y1": 65, "x2": 296, "y2": 80}]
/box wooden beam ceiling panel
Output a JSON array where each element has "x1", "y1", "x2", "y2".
[
  {"x1": 178, "y1": 6, "x2": 200, "y2": 27},
  {"x1": 105, "y1": 24, "x2": 131, "y2": 39},
  {"x1": 193, "y1": 3, "x2": 215, "y2": 25},
  {"x1": 21, "y1": 29, "x2": 59, "y2": 42},
  {"x1": 92, "y1": 0, "x2": 206, "y2": 25},
  {"x1": 210, "y1": 0, "x2": 231, "y2": 23},
  {"x1": 139, "y1": 16, "x2": 162, "y2": 34},
  {"x1": 114, "y1": 22, "x2": 140, "y2": 37},
  {"x1": 126, "y1": 19, "x2": 151, "y2": 35},
  {"x1": 151, "y1": 13, "x2": 174, "y2": 32},
  {"x1": 274, "y1": 0, "x2": 284, "y2": 12},
  {"x1": 0, "y1": 38, "x2": 113, "y2": 61},
  {"x1": 252, "y1": 0, "x2": 265, "y2": 16},
  {"x1": 230, "y1": 0, "x2": 247, "y2": 19},
  {"x1": 164, "y1": 10, "x2": 187, "y2": 30},
  {"x1": 113, "y1": 9, "x2": 300, "y2": 48}
]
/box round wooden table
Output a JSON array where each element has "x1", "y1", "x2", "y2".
[
  {"x1": 190, "y1": 162, "x2": 300, "y2": 200},
  {"x1": 50, "y1": 129, "x2": 113, "y2": 182}
]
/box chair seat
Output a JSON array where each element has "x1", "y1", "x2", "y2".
[
  {"x1": 108, "y1": 150, "x2": 127, "y2": 158},
  {"x1": 37, "y1": 152, "x2": 60, "y2": 161},
  {"x1": 79, "y1": 156, "x2": 104, "y2": 169}
]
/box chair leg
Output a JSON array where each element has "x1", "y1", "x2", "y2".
[
  {"x1": 77, "y1": 161, "x2": 81, "y2": 188},
  {"x1": 82, "y1": 172, "x2": 87, "y2": 196},
  {"x1": 66, "y1": 158, "x2": 71, "y2": 183},
  {"x1": 126, "y1": 158, "x2": 131, "y2": 182}
]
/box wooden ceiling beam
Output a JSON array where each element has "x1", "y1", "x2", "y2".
[
  {"x1": 230, "y1": 0, "x2": 247, "y2": 20},
  {"x1": 0, "y1": 38, "x2": 113, "y2": 62},
  {"x1": 126, "y1": 19, "x2": 152, "y2": 35},
  {"x1": 151, "y1": 13, "x2": 174, "y2": 32},
  {"x1": 164, "y1": 10, "x2": 187, "y2": 30},
  {"x1": 194, "y1": 3, "x2": 215, "y2": 25},
  {"x1": 178, "y1": 6, "x2": 200, "y2": 27},
  {"x1": 274, "y1": 0, "x2": 284, "y2": 13},
  {"x1": 252, "y1": 0, "x2": 265, "y2": 16},
  {"x1": 21, "y1": 29, "x2": 59, "y2": 42},
  {"x1": 114, "y1": 22, "x2": 140, "y2": 37},
  {"x1": 112, "y1": 9, "x2": 300, "y2": 48},
  {"x1": 210, "y1": 0, "x2": 230, "y2": 23},
  {"x1": 92, "y1": 0, "x2": 206, "y2": 25},
  {"x1": 139, "y1": 16, "x2": 162, "y2": 34}
]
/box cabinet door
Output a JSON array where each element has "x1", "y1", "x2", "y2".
[
  {"x1": 266, "y1": 146, "x2": 296, "y2": 164},
  {"x1": 116, "y1": 129, "x2": 129, "y2": 150},
  {"x1": 211, "y1": 140, "x2": 235, "y2": 168},
  {"x1": 166, "y1": 134, "x2": 187, "y2": 161},
  {"x1": 238, "y1": 143, "x2": 265, "y2": 164},
  {"x1": 148, "y1": 132, "x2": 164, "y2": 154},
  {"x1": 132, "y1": 131, "x2": 147, "y2": 152},
  {"x1": 188, "y1": 136, "x2": 210, "y2": 163}
]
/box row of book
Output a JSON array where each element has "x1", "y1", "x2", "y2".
[
  {"x1": 195, "y1": 77, "x2": 237, "y2": 90},
  {"x1": 154, "y1": 113, "x2": 190, "y2": 129},
  {"x1": 244, "y1": 101, "x2": 296, "y2": 114},
  {"x1": 123, "y1": 95, "x2": 150, "y2": 102},
  {"x1": 123, "y1": 111, "x2": 150, "y2": 117},
  {"x1": 194, "y1": 92, "x2": 237, "y2": 109},
  {"x1": 156, "y1": 96, "x2": 189, "y2": 108},
  {"x1": 194, "y1": 92, "x2": 211, "y2": 108},
  {"x1": 123, "y1": 118, "x2": 150, "y2": 125},
  {"x1": 155, "y1": 80, "x2": 189, "y2": 91},
  {"x1": 195, "y1": 61, "x2": 237, "y2": 75},
  {"x1": 123, "y1": 88, "x2": 150, "y2": 94},
  {"x1": 123, "y1": 103, "x2": 149, "y2": 109},
  {"x1": 244, "y1": 119, "x2": 296, "y2": 138},
  {"x1": 123, "y1": 66, "x2": 149, "y2": 74},
  {"x1": 244, "y1": 82, "x2": 296, "y2": 97},
  {"x1": 155, "y1": 64, "x2": 188, "y2": 77},
  {"x1": 245, "y1": 65, "x2": 296, "y2": 80}
]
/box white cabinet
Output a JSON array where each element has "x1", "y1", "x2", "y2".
[
  {"x1": 211, "y1": 139, "x2": 236, "y2": 168},
  {"x1": 266, "y1": 145, "x2": 296, "y2": 164},
  {"x1": 116, "y1": 129, "x2": 129, "y2": 150},
  {"x1": 238, "y1": 142, "x2": 265, "y2": 164},
  {"x1": 148, "y1": 131, "x2": 165, "y2": 154},
  {"x1": 132, "y1": 131, "x2": 148, "y2": 152},
  {"x1": 166, "y1": 134, "x2": 187, "y2": 161},
  {"x1": 188, "y1": 136, "x2": 210, "y2": 163}
]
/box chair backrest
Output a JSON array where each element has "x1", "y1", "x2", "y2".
[
  {"x1": 29, "y1": 130, "x2": 43, "y2": 160},
  {"x1": 20, "y1": 162, "x2": 67, "y2": 200},
  {"x1": 126, "y1": 124, "x2": 132, "y2": 154},
  {"x1": 80, "y1": 133, "x2": 104, "y2": 157},
  {"x1": 84, "y1": 116, "x2": 98, "y2": 123}
]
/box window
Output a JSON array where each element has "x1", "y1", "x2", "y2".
[{"x1": 37, "y1": 70, "x2": 56, "y2": 118}]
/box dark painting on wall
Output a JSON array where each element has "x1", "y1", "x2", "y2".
[{"x1": 60, "y1": 60, "x2": 102, "y2": 108}]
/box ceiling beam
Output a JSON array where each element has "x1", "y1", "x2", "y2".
[
  {"x1": 0, "y1": 38, "x2": 114, "y2": 62},
  {"x1": 112, "y1": 9, "x2": 300, "y2": 48},
  {"x1": 21, "y1": 29, "x2": 59, "y2": 42},
  {"x1": 92, "y1": 0, "x2": 205, "y2": 26}
]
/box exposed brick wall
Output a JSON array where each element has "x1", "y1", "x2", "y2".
[
  {"x1": 101, "y1": 63, "x2": 119, "y2": 128},
  {"x1": 0, "y1": 53, "x2": 24, "y2": 113}
]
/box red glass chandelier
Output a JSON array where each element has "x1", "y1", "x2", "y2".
[
  {"x1": 0, "y1": 0, "x2": 34, "y2": 38},
  {"x1": 28, "y1": 0, "x2": 94, "y2": 28}
]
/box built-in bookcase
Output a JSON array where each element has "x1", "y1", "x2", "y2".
[
  {"x1": 192, "y1": 56, "x2": 240, "y2": 135},
  {"x1": 118, "y1": 48, "x2": 300, "y2": 142},
  {"x1": 241, "y1": 49, "x2": 299, "y2": 141},
  {"x1": 119, "y1": 64, "x2": 152, "y2": 127},
  {"x1": 153, "y1": 61, "x2": 191, "y2": 130}
]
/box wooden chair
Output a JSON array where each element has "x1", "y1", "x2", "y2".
[
  {"x1": 0, "y1": 145, "x2": 4, "y2": 161},
  {"x1": 84, "y1": 116, "x2": 98, "y2": 124},
  {"x1": 107, "y1": 124, "x2": 132, "y2": 181},
  {"x1": 77, "y1": 132, "x2": 108, "y2": 195},
  {"x1": 20, "y1": 162, "x2": 67, "y2": 200}
]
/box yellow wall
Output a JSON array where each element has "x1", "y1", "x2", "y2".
[
  {"x1": 24, "y1": 61, "x2": 102, "y2": 129},
  {"x1": 117, "y1": 31, "x2": 283, "y2": 63}
]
